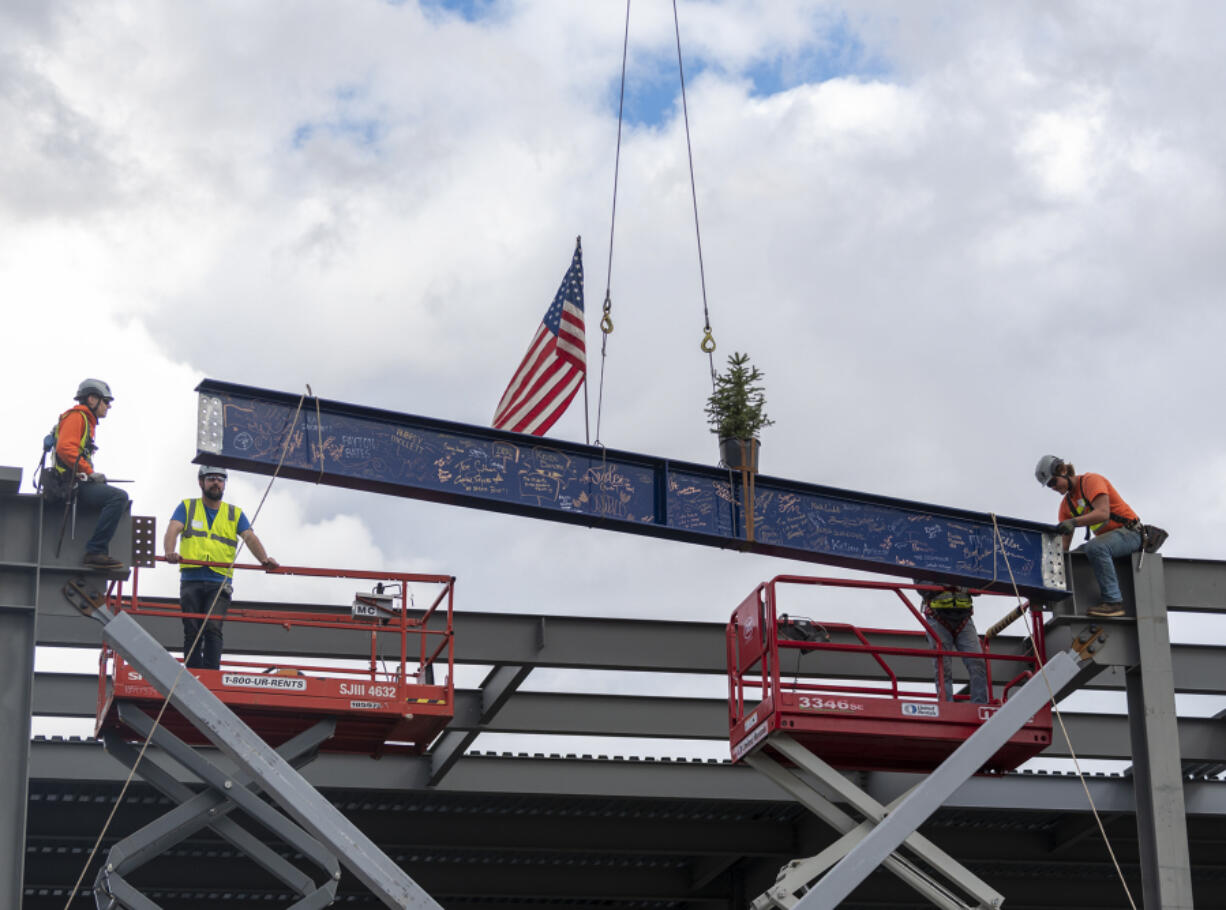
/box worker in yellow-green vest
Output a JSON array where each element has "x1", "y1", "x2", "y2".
[
  {"x1": 163, "y1": 466, "x2": 279, "y2": 669},
  {"x1": 921, "y1": 585, "x2": 988, "y2": 704}
]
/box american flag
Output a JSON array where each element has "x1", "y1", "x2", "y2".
[{"x1": 492, "y1": 238, "x2": 586, "y2": 436}]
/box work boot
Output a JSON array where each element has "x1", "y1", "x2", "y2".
[
  {"x1": 1088, "y1": 602, "x2": 1125, "y2": 618},
  {"x1": 83, "y1": 552, "x2": 125, "y2": 570}
]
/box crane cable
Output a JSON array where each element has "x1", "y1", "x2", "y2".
[
  {"x1": 593, "y1": 0, "x2": 631, "y2": 448},
  {"x1": 63, "y1": 389, "x2": 314, "y2": 910},
  {"x1": 987, "y1": 514, "x2": 1139, "y2": 910},
  {"x1": 594, "y1": 0, "x2": 720, "y2": 448},
  {"x1": 672, "y1": 0, "x2": 718, "y2": 385}
]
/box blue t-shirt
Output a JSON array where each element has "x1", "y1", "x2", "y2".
[{"x1": 171, "y1": 500, "x2": 251, "y2": 583}]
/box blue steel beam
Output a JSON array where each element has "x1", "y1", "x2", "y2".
[{"x1": 195, "y1": 380, "x2": 1068, "y2": 599}]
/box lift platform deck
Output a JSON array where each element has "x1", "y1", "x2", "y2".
[
  {"x1": 94, "y1": 561, "x2": 455, "y2": 756},
  {"x1": 727, "y1": 575, "x2": 1052, "y2": 774}
]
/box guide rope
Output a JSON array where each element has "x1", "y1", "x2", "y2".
[
  {"x1": 63, "y1": 389, "x2": 312, "y2": 910},
  {"x1": 593, "y1": 0, "x2": 631, "y2": 447},
  {"x1": 987, "y1": 513, "x2": 1139, "y2": 910}
]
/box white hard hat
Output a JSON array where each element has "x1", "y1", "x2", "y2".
[
  {"x1": 76, "y1": 378, "x2": 114, "y2": 402},
  {"x1": 198, "y1": 466, "x2": 229, "y2": 479},
  {"x1": 1034, "y1": 454, "x2": 1063, "y2": 486}
]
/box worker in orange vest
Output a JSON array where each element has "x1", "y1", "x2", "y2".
[
  {"x1": 1035, "y1": 455, "x2": 1141, "y2": 618},
  {"x1": 50, "y1": 379, "x2": 129, "y2": 569}
]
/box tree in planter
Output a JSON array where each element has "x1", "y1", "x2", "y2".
[{"x1": 705, "y1": 351, "x2": 774, "y2": 471}]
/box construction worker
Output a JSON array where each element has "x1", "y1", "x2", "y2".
[
  {"x1": 1035, "y1": 455, "x2": 1141, "y2": 618},
  {"x1": 51, "y1": 379, "x2": 129, "y2": 569},
  {"x1": 163, "y1": 466, "x2": 279, "y2": 669},
  {"x1": 921, "y1": 586, "x2": 988, "y2": 704}
]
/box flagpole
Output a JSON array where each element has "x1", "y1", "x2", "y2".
[{"x1": 578, "y1": 234, "x2": 591, "y2": 445}]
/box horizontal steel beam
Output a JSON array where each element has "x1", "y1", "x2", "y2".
[
  {"x1": 36, "y1": 596, "x2": 1226, "y2": 693},
  {"x1": 26, "y1": 739, "x2": 1226, "y2": 814},
  {"x1": 194, "y1": 379, "x2": 1068, "y2": 597},
  {"x1": 33, "y1": 674, "x2": 1226, "y2": 763}
]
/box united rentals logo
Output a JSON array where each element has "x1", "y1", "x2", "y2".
[
  {"x1": 901, "y1": 702, "x2": 940, "y2": 718},
  {"x1": 221, "y1": 673, "x2": 307, "y2": 691},
  {"x1": 732, "y1": 718, "x2": 769, "y2": 762}
]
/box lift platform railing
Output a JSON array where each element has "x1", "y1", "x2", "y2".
[
  {"x1": 727, "y1": 575, "x2": 1053, "y2": 773},
  {"x1": 94, "y1": 559, "x2": 456, "y2": 755}
]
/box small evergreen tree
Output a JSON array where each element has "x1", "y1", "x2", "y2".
[{"x1": 705, "y1": 352, "x2": 774, "y2": 441}]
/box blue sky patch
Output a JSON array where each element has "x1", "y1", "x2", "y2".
[
  {"x1": 612, "y1": 14, "x2": 890, "y2": 127},
  {"x1": 418, "y1": 0, "x2": 499, "y2": 23},
  {"x1": 292, "y1": 85, "x2": 385, "y2": 152}
]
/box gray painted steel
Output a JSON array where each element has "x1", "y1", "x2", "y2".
[
  {"x1": 27, "y1": 737, "x2": 1226, "y2": 815},
  {"x1": 96, "y1": 609, "x2": 441, "y2": 909},
  {"x1": 1127, "y1": 555, "x2": 1195, "y2": 909},
  {"x1": 32, "y1": 673, "x2": 1226, "y2": 763},
  {"x1": 797, "y1": 649, "x2": 1084, "y2": 909},
  {"x1": 747, "y1": 735, "x2": 1002, "y2": 909},
  {"x1": 0, "y1": 483, "x2": 39, "y2": 910},
  {"x1": 99, "y1": 712, "x2": 340, "y2": 909},
  {"x1": 99, "y1": 732, "x2": 319, "y2": 895},
  {"x1": 34, "y1": 589, "x2": 1226, "y2": 692},
  {"x1": 6, "y1": 477, "x2": 1226, "y2": 908}
]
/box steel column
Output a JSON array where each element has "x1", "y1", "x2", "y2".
[
  {"x1": 0, "y1": 478, "x2": 41, "y2": 910},
  {"x1": 1126, "y1": 554, "x2": 1194, "y2": 909}
]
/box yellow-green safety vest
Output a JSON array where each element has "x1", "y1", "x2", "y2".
[
  {"x1": 179, "y1": 498, "x2": 243, "y2": 578},
  {"x1": 929, "y1": 590, "x2": 973, "y2": 610}
]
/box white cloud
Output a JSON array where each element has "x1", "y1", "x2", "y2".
[{"x1": 5, "y1": 0, "x2": 1226, "y2": 762}]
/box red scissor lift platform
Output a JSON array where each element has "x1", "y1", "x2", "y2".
[
  {"x1": 96, "y1": 561, "x2": 456, "y2": 756},
  {"x1": 727, "y1": 575, "x2": 1052, "y2": 774}
]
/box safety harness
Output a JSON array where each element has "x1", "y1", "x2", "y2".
[
  {"x1": 924, "y1": 589, "x2": 974, "y2": 635},
  {"x1": 1064, "y1": 476, "x2": 1141, "y2": 542}
]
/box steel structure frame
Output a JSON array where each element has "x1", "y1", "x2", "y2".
[{"x1": 4, "y1": 472, "x2": 1222, "y2": 908}]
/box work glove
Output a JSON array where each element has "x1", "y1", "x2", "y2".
[
  {"x1": 1054, "y1": 518, "x2": 1076, "y2": 535},
  {"x1": 88, "y1": 473, "x2": 107, "y2": 484}
]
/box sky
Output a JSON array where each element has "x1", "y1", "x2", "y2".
[{"x1": 4, "y1": 0, "x2": 1225, "y2": 752}]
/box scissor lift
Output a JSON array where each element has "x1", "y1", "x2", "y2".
[
  {"x1": 66, "y1": 559, "x2": 456, "y2": 910},
  {"x1": 727, "y1": 576, "x2": 1106, "y2": 910}
]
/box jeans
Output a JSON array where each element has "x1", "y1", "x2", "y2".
[
  {"x1": 180, "y1": 581, "x2": 232, "y2": 669},
  {"x1": 1075, "y1": 527, "x2": 1143, "y2": 604},
  {"x1": 76, "y1": 480, "x2": 130, "y2": 555},
  {"x1": 925, "y1": 611, "x2": 989, "y2": 704}
]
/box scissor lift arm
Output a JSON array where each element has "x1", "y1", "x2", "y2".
[
  {"x1": 747, "y1": 637, "x2": 1108, "y2": 910},
  {"x1": 65, "y1": 582, "x2": 443, "y2": 910}
]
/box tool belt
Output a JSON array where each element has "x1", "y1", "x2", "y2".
[
  {"x1": 39, "y1": 467, "x2": 75, "y2": 503},
  {"x1": 1139, "y1": 523, "x2": 1169, "y2": 554}
]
